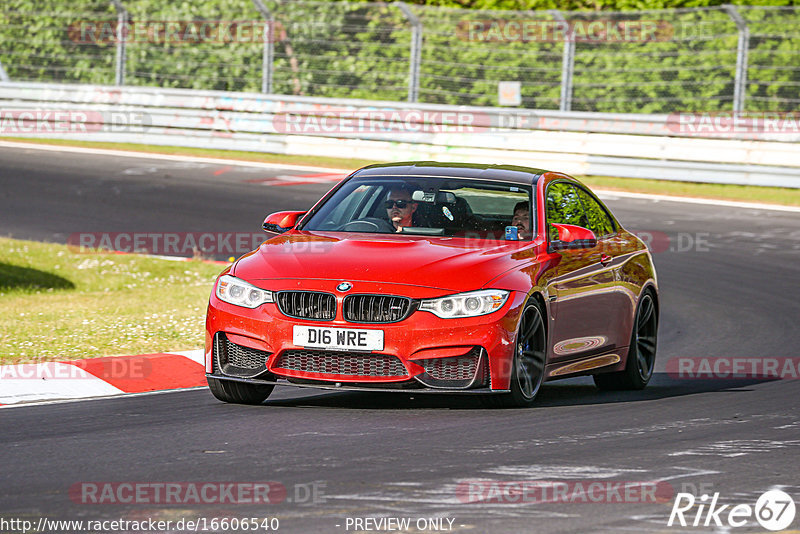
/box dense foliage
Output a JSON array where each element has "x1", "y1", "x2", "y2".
[
  {"x1": 389, "y1": 0, "x2": 800, "y2": 9},
  {"x1": 1, "y1": 0, "x2": 797, "y2": 112}
]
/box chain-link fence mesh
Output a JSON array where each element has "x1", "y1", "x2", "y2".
[
  {"x1": 742, "y1": 6, "x2": 800, "y2": 111},
  {"x1": 412, "y1": 6, "x2": 562, "y2": 108},
  {"x1": 566, "y1": 8, "x2": 738, "y2": 113},
  {"x1": 0, "y1": 1, "x2": 117, "y2": 84},
  {"x1": 263, "y1": 0, "x2": 413, "y2": 100},
  {"x1": 1, "y1": 0, "x2": 798, "y2": 113},
  {"x1": 122, "y1": 0, "x2": 263, "y2": 92}
]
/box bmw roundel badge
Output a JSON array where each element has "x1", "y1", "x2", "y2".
[{"x1": 337, "y1": 282, "x2": 352, "y2": 292}]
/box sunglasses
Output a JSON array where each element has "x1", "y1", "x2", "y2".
[{"x1": 384, "y1": 200, "x2": 410, "y2": 209}]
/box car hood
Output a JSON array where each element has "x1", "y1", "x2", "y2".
[{"x1": 232, "y1": 231, "x2": 537, "y2": 292}]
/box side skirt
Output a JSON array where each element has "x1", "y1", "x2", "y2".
[{"x1": 545, "y1": 351, "x2": 624, "y2": 380}]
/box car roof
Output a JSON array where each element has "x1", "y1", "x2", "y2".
[{"x1": 351, "y1": 161, "x2": 546, "y2": 185}]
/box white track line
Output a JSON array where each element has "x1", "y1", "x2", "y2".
[
  {"x1": 0, "y1": 386, "x2": 208, "y2": 409},
  {"x1": 0, "y1": 140, "x2": 349, "y2": 173},
  {"x1": 2, "y1": 140, "x2": 797, "y2": 212}
]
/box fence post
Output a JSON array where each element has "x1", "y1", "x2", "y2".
[
  {"x1": 252, "y1": 0, "x2": 274, "y2": 94},
  {"x1": 396, "y1": 2, "x2": 422, "y2": 103},
  {"x1": 723, "y1": 5, "x2": 749, "y2": 115},
  {"x1": 109, "y1": 0, "x2": 128, "y2": 86},
  {"x1": 0, "y1": 60, "x2": 9, "y2": 82},
  {"x1": 550, "y1": 10, "x2": 574, "y2": 112}
]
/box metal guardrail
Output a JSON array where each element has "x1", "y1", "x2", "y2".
[{"x1": 0, "y1": 82, "x2": 798, "y2": 188}]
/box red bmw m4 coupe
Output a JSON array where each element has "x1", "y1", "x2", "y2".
[{"x1": 205, "y1": 162, "x2": 658, "y2": 407}]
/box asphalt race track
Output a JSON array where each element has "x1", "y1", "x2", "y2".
[{"x1": 2, "y1": 144, "x2": 799, "y2": 533}]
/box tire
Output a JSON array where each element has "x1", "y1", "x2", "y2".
[
  {"x1": 483, "y1": 299, "x2": 547, "y2": 408},
  {"x1": 594, "y1": 290, "x2": 658, "y2": 391},
  {"x1": 207, "y1": 376, "x2": 274, "y2": 405}
]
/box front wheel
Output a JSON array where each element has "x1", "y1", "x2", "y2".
[
  {"x1": 207, "y1": 376, "x2": 274, "y2": 405},
  {"x1": 594, "y1": 290, "x2": 657, "y2": 391},
  {"x1": 483, "y1": 300, "x2": 547, "y2": 408}
]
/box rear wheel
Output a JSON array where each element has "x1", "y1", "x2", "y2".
[
  {"x1": 207, "y1": 376, "x2": 274, "y2": 405},
  {"x1": 483, "y1": 300, "x2": 547, "y2": 408},
  {"x1": 594, "y1": 290, "x2": 657, "y2": 391}
]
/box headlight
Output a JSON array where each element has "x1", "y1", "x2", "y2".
[
  {"x1": 419, "y1": 289, "x2": 509, "y2": 318},
  {"x1": 215, "y1": 274, "x2": 273, "y2": 308}
]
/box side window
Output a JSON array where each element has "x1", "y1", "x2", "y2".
[
  {"x1": 576, "y1": 187, "x2": 616, "y2": 238},
  {"x1": 355, "y1": 186, "x2": 387, "y2": 220},
  {"x1": 326, "y1": 184, "x2": 370, "y2": 225},
  {"x1": 546, "y1": 182, "x2": 587, "y2": 240}
]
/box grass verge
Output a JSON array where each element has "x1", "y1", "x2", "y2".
[
  {"x1": 579, "y1": 175, "x2": 800, "y2": 207},
  {"x1": 3, "y1": 137, "x2": 799, "y2": 207},
  {"x1": 0, "y1": 237, "x2": 224, "y2": 365}
]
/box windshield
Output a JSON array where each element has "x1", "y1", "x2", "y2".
[{"x1": 301, "y1": 176, "x2": 534, "y2": 240}]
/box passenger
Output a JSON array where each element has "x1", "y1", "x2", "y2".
[
  {"x1": 385, "y1": 185, "x2": 418, "y2": 232},
  {"x1": 511, "y1": 201, "x2": 531, "y2": 240}
]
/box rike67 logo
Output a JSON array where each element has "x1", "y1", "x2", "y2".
[{"x1": 668, "y1": 490, "x2": 796, "y2": 531}]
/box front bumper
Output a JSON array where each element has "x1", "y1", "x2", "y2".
[{"x1": 205, "y1": 282, "x2": 526, "y2": 391}]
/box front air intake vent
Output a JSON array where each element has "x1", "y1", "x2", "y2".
[
  {"x1": 343, "y1": 294, "x2": 414, "y2": 323},
  {"x1": 276, "y1": 291, "x2": 336, "y2": 320},
  {"x1": 214, "y1": 333, "x2": 271, "y2": 378},
  {"x1": 414, "y1": 347, "x2": 487, "y2": 389},
  {"x1": 273, "y1": 350, "x2": 408, "y2": 378}
]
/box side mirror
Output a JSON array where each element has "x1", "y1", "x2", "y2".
[
  {"x1": 549, "y1": 223, "x2": 597, "y2": 251},
  {"x1": 262, "y1": 211, "x2": 306, "y2": 234}
]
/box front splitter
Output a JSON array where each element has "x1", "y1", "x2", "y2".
[{"x1": 206, "y1": 374, "x2": 509, "y2": 394}]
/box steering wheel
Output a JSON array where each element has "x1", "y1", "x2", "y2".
[{"x1": 339, "y1": 218, "x2": 395, "y2": 233}]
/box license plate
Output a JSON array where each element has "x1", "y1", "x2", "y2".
[{"x1": 292, "y1": 325, "x2": 384, "y2": 352}]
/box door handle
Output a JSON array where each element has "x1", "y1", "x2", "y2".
[{"x1": 600, "y1": 254, "x2": 613, "y2": 266}]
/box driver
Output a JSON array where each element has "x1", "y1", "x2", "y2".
[
  {"x1": 511, "y1": 201, "x2": 531, "y2": 240},
  {"x1": 385, "y1": 185, "x2": 418, "y2": 232}
]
